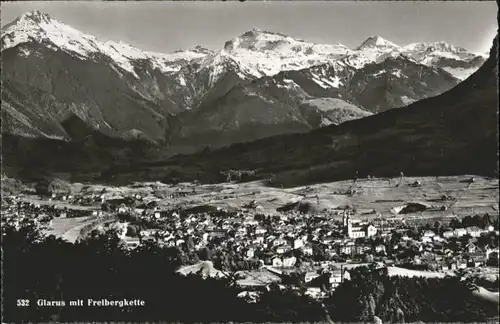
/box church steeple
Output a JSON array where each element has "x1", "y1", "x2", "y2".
[
  {"x1": 343, "y1": 210, "x2": 353, "y2": 237},
  {"x1": 347, "y1": 213, "x2": 352, "y2": 238}
]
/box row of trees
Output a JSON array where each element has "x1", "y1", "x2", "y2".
[
  {"x1": 326, "y1": 265, "x2": 499, "y2": 322},
  {"x1": 449, "y1": 214, "x2": 499, "y2": 230},
  {"x1": 3, "y1": 222, "x2": 498, "y2": 322}
]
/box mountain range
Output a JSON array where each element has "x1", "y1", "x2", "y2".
[
  {"x1": 105, "y1": 35, "x2": 498, "y2": 187},
  {"x1": 1, "y1": 10, "x2": 487, "y2": 151}
]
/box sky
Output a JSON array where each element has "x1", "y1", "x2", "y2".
[{"x1": 1, "y1": 1, "x2": 498, "y2": 54}]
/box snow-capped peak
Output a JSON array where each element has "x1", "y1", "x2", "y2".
[
  {"x1": 400, "y1": 41, "x2": 481, "y2": 68},
  {"x1": 175, "y1": 45, "x2": 213, "y2": 56},
  {"x1": 2, "y1": 11, "x2": 485, "y2": 83},
  {"x1": 357, "y1": 35, "x2": 400, "y2": 50},
  {"x1": 1, "y1": 10, "x2": 211, "y2": 77},
  {"x1": 403, "y1": 41, "x2": 468, "y2": 54},
  {"x1": 215, "y1": 27, "x2": 353, "y2": 78},
  {"x1": 19, "y1": 10, "x2": 52, "y2": 24},
  {"x1": 224, "y1": 28, "x2": 298, "y2": 52},
  {"x1": 1, "y1": 10, "x2": 52, "y2": 38}
]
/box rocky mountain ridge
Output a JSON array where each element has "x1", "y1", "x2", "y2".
[{"x1": 1, "y1": 10, "x2": 487, "y2": 149}]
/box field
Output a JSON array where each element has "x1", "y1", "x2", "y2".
[
  {"x1": 177, "y1": 261, "x2": 228, "y2": 278},
  {"x1": 76, "y1": 175, "x2": 498, "y2": 222},
  {"x1": 386, "y1": 266, "x2": 447, "y2": 278},
  {"x1": 28, "y1": 174, "x2": 497, "y2": 250},
  {"x1": 19, "y1": 195, "x2": 101, "y2": 211},
  {"x1": 44, "y1": 216, "x2": 97, "y2": 242},
  {"x1": 472, "y1": 286, "x2": 500, "y2": 304}
]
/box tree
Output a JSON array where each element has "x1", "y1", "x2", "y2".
[
  {"x1": 449, "y1": 217, "x2": 461, "y2": 229},
  {"x1": 126, "y1": 226, "x2": 138, "y2": 237},
  {"x1": 395, "y1": 307, "x2": 405, "y2": 323},
  {"x1": 367, "y1": 293, "x2": 376, "y2": 319},
  {"x1": 481, "y1": 214, "x2": 493, "y2": 228},
  {"x1": 433, "y1": 221, "x2": 441, "y2": 233},
  {"x1": 313, "y1": 244, "x2": 327, "y2": 261},
  {"x1": 4, "y1": 220, "x2": 498, "y2": 323},
  {"x1": 184, "y1": 236, "x2": 195, "y2": 252},
  {"x1": 486, "y1": 252, "x2": 499, "y2": 266},
  {"x1": 364, "y1": 254, "x2": 375, "y2": 263},
  {"x1": 198, "y1": 247, "x2": 212, "y2": 261}
]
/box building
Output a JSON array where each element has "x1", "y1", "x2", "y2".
[
  {"x1": 255, "y1": 227, "x2": 267, "y2": 235},
  {"x1": 272, "y1": 257, "x2": 283, "y2": 268},
  {"x1": 329, "y1": 268, "x2": 351, "y2": 288},
  {"x1": 339, "y1": 242, "x2": 354, "y2": 255},
  {"x1": 273, "y1": 238, "x2": 287, "y2": 247},
  {"x1": 276, "y1": 246, "x2": 290, "y2": 254},
  {"x1": 453, "y1": 228, "x2": 467, "y2": 237},
  {"x1": 466, "y1": 242, "x2": 478, "y2": 254},
  {"x1": 305, "y1": 271, "x2": 321, "y2": 283},
  {"x1": 375, "y1": 244, "x2": 386, "y2": 254},
  {"x1": 343, "y1": 211, "x2": 378, "y2": 238},
  {"x1": 355, "y1": 245, "x2": 371, "y2": 255},
  {"x1": 366, "y1": 224, "x2": 378, "y2": 237},
  {"x1": 422, "y1": 236, "x2": 433, "y2": 243},
  {"x1": 329, "y1": 272, "x2": 343, "y2": 288},
  {"x1": 293, "y1": 239, "x2": 304, "y2": 249},
  {"x1": 245, "y1": 248, "x2": 255, "y2": 259},
  {"x1": 422, "y1": 230, "x2": 436, "y2": 238},
  {"x1": 283, "y1": 256, "x2": 297, "y2": 267},
  {"x1": 433, "y1": 235, "x2": 445, "y2": 243},
  {"x1": 122, "y1": 237, "x2": 140, "y2": 250},
  {"x1": 466, "y1": 226, "x2": 482, "y2": 238},
  {"x1": 467, "y1": 252, "x2": 486, "y2": 267},
  {"x1": 443, "y1": 231, "x2": 454, "y2": 238},
  {"x1": 486, "y1": 246, "x2": 499, "y2": 260},
  {"x1": 302, "y1": 245, "x2": 314, "y2": 255}
]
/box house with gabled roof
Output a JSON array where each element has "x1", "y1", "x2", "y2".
[
  {"x1": 453, "y1": 228, "x2": 467, "y2": 237},
  {"x1": 466, "y1": 226, "x2": 482, "y2": 238}
]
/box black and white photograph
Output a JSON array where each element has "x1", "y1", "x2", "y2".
[{"x1": 1, "y1": 0, "x2": 499, "y2": 322}]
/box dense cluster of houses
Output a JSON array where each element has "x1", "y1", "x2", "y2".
[
  {"x1": 96, "y1": 194, "x2": 499, "y2": 277},
  {"x1": 1, "y1": 195, "x2": 104, "y2": 230},
  {"x1": 396, "y1": 226, "x2": 499, "y2": 270},
  {"x1": 2, "y1": 190, "x2": 499, "y2": 279}
]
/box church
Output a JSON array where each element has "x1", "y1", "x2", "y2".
[{"x1": 342, "y1": 210, "x2": 378, "y2": 239}]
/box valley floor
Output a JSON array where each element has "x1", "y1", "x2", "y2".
[
  {"x1": 7, "y1": 175, "x2": 498, "y2": 243},
  {"x1": 76, "y1": 175, "x2": 499, "y2": 221}
]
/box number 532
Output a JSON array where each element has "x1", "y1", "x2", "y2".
[{"x1": 17, "y1": 299, "x2": 30, "y2": 307}]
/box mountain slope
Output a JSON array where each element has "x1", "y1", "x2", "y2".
[
  {"x1": 113, "y1": 36, "x2": 497, "y2": 187},
  {"x1": 1, "y1": 113, "x2": 157, "y2": 183},
  {"x1": 1, "y1": 48, "x2": 176, "y2": 142},
  {"x1": 1, "y1": 11, "x2": 210, "y2": 142},
  {"x1": 1, "y1": 10, "x2": 487, "y2": 151},
  {"x1": 170, "y1": 55, "x2": 459, "y2": 148}
]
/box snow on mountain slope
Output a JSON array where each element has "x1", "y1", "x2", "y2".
[
  {"x1": 2, "y1": 11, "x2": 484, "y2": 84},
  {"x1": 2, "y1": 10, "x2": 485, "y2": 83},
  {"x1": 217, "y1": 29, "x2": 352, "y2": 78},
  {"x1": 1, "y1": 10, "x2": 487, "y2": 147},
  {"x1": 402, "y1": 42, "x2": 475, "y2": 60},
  {"x1": 400, "y1": 42, "x2": 485, "y2": 80},
  {"x1": 301, "y1": 98, "x2": 373, "y2": 126},
  {"x1": 217, "y1": 30, "x2": 484, "y2": 81},
  {"x1": 441, "y1": 67, "x2": 481, "y2": 81},
  {"x1": 1, "y1": 10, "x2": 211, "y2": 77},
  {"x1": 356, "y1": 35, "x2": 401, "y2": 50}
]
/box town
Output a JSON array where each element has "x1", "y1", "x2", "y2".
[{"x1": 2, "y1": 175, "x2": 499, "y2": 299}]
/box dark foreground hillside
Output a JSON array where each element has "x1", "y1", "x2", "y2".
[
  {"x1": 2, "y1": 223, "x2": 498, "y2": 322},
  {"x1": 105, "y1": 37, "x2": 498, "y2": 187}
]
